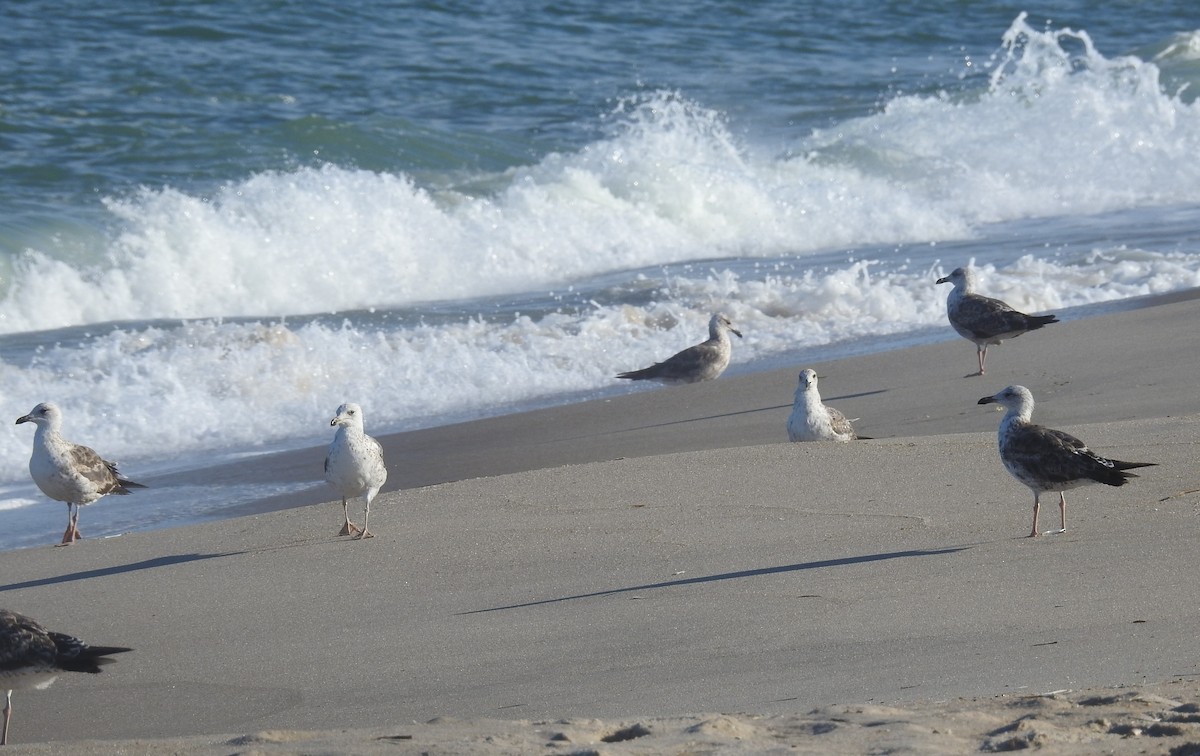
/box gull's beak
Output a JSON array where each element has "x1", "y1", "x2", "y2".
[
  {"x1": 330, "y1": 417, "x2": 339, "y2": 427},
  {"x1": 977, "y1": 396, "x2": 996, "y2": 405},
  {"x1": 731, "y1": 327, "x2": 743, "y2": 338},
  {"x1": 936, "y1": 276, "x2": 950, "y2": 285},
  {"x1": 15, "y1": 414, "x2": 31, "y2": 425}
]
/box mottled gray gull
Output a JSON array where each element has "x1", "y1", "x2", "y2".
[
  {"x1": 616, "y1": 312, "x2": 742, "y2": 384},
  {"x1": 0, "y1": 608, "x2": 130, "y2": 745},
  {"x1": 787, "y1": 369, "x2": 859, "y2": 442},
  {"x1": 325, "y1": 402, "x2": 388, "y2": 539},
  {"x1": 936, "y1": 267, "x2": 1058, "y2": 376},
  {"x1": 978, "y1": 385, "x2": 1155, "y2": 537},
  {"x1": 15, "y1": 402, "x2": 145, "y2": 546}
]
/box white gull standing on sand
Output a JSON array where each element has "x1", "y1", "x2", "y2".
[
  {"x1": 936, "y1": 267, "x2": 1058, "y2": 376},
  {"x1": 0, "y1": 608, "x2": 130, "y2": 746},
  {"x1": 325, "y1": 402, "x2": 388, "y2": 539},
  {"x1": 978, "y1": 385, "x2": 1156, "y2": 538},
  {"x1": 787, "y1": 369, "x2": 860, "y2": 442},
  {"x1": 616, "y1": 312, "x2": 742, "y2": 384},
  {"x1": 15, "y1": 402, "x2": 145, "y2": 546}
]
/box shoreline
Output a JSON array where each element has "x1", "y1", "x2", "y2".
[
  {"x1": 150, "y1": 286, "x2": 1200, "y2": 519},
  {"x1": 0, "y1": 290, "x2": 1197, "y2": 751}
]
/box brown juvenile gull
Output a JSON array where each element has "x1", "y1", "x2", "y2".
[
  {"x1": 0, "y1": 608, "x2": 131, "y2": 746},
  {"x1": 616, "y1": 312, "x2": 742, "y2": 384},
  {"x1": 325, "y1": 402, "x2": 388, "y2": 539},
  {"x1": 786, "y1": 369, "x2": 859, "y2": 442},
  {"x1": 978, "y1": 385, "x2": 1156, "y2": 538},
  {"x1": 936, "y1": 266, "x2": 1058, "y2": 376},
  {"x1": 15, "y1": 402, "x2": 145, "y2": 546}
]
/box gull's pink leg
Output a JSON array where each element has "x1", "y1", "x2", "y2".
[
  {"x1": 58, "y1": 504, "x2": 78, "y2": 546},
  {"x1": 338, "y1": 499, "x2": 360, "y2": 536},
  {"x1": 3, "y1": 689, "x2": 12, "y2": 745},
  {"x1": 1028, "y1": 493, "x2": 1041, "y2": 538},
  {"x1": 355, "y1": 491, "x2": 376, "y2": 540}
]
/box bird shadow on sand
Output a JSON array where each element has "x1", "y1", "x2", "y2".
[
  {"x1": 826, "y1": 389, "x2": 890, "y2": 402},
  {"x1": 459, "y1": 545, "x2": 969, "y2": 615},
  {"x1": 551, "y1": 389, "x2": 891, "y2": 442},
  {"x1": 611, "y1": 404, "x2": 793, "y2": 432},
  {"x1": 0, "y1": 552, "x2": 236, "y2": 592}
]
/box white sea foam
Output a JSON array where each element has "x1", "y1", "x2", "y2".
[
  {"x1": 4, "y1": 252, "x2": 1199, "y2": 488},
  {"x1": 3, "y1": 17, "x2": 1200, "y2": 335}
]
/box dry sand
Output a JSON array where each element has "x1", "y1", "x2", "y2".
[
  {"x1": 7, "y1": 683, "x2": 1200, "y2": 754},
  {"x1": 1, "y1": 291, "x2": 1199, "y2": 754}
]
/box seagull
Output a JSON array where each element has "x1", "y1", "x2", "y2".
[
  {"x1": 325, "y1": 402, "x2": 388, "y2": 539},
  {"x1": 978, "y1": 385, "x2": 1156, "y2": 537},
  {"x1": 936, "y1": 267, "x2": 1058, "y2": 376},
  {"x1": 616, "y1": 312, "x2": 743, "y2": 384},
  {"x1": 15, "y1": 402, "x2": 145, "y2": 546},
  {"x1": 787, "y1": 369, "x2": 859, "y2": 442},
  {"x1": 0, "y1": 608, "x2": 131, "y2": 746}
]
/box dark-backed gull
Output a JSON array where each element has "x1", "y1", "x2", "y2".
[
  {"x1": 0, "y1": 608, "x2": 130, "y2": 745},
  {"x1": 787, "y1": 369, "x2": 860, "y2": 442},
  {"x1": 616, "y1": 312, "x2": 742, "y2": 384},
  {"x1": 15, "y1": 402, "x2": 145, "y2": 546},
  {"x1": 978, "y1": 385, "x2": 1155, "y2": 537},
  {"x1": 325, "y1": 402, "x2": 388, "y2": 539},
  {"x1": 936, "y1": 267, "x2": 1058, "y2": 376}
]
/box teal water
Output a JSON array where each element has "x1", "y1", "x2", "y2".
[{"x1": 5, "y1": 2, "x2": 1197, "y2": 219}]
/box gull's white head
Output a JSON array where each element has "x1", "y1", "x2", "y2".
[
  {"x1": 330, "y1": 402, "x2": 366, "y2": 430},
  {"x1": 798, "y1": 368, "x2": 818, "y2": 391},
  {"x1": 977, "y1": 385, "x2": 1034, "y2": 417},
  {"x1": 935, "y1": 266, "x2": 977, "y2": 293},
  {"x1": 710, "y1": 312, "x2": 743, "y2": 339},
  {"x1": 15, "y1": 402, "x2": 62, "y2": 430}
]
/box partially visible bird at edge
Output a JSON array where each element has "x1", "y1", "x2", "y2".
[{"x1": 0, "y1": 608, "x2": 131, "y2": 746}]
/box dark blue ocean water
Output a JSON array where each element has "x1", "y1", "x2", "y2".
[{"x1": 2, "y1": 1, "x2": 1200, "y2": 548}]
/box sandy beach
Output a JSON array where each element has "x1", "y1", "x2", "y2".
[{"x1": 2, "y1": 291, "x2": 1199, "y2": 754}]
